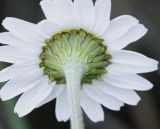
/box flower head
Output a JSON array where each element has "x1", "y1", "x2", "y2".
[{"x1": 0, "y1": 0, "x2": 158, "y2": 123}]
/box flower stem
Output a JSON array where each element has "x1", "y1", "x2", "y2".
[{"x1": 64, "y1": 61, "x2": 85, "y2": 129}]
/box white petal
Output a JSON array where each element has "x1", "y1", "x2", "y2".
[
  {"x1": 110, "y1": 50, "x2": 158, "y2": 66},
  {"x1": 40, "y1": 0, "x2": 73, "y2": 28},
  {"x1": 0, "y1": 66, "x2": 43, "y2": 101},
  {"x1": 74, "y1": 0, "x2": 95, "y2": 30},
  {"x1": 55, "y1": 87, "x2": 70, "y2": 122},
  {"x1": 0, "y1": 65, "x2": 17, "y2": 82},
  {"x1": 0, "y1": 33, "x2": 41, "y2": 55},
  {"x1": 103, "y1": 15, "x2": 139, "y2": 43},
  {"x1": 0, "y1": 32, "x2": 32, "y2": 47},
  {"x1": 80, "y1": 90, "x2": 104, "y2": 122},
  {"x1": 107, "y1": 50, "x2": 158, "y2": 73},
  {"x1": 107, "y1": 63, "x2": 158, "y2": 74},
  {"x1": 36, "y1": 84, "x2": 65, "y2": 108},
  {"x1": 84, "y1": 85, "x2": 124, "y2": 111},
  {"x1": 0, "y1": 46, "x2": 29, "y2": 63},
  {"x1": 0, "y1": 46, "x2": 40, "y2": 64},
  {"x1": 36, "y1": 20, "x2": 60, "y2": 38},
  {"x1": 71, "y1": 2, "x2": 82, "y2": 28},
  {"x1": 108, "y1": 24, "x2": 148, "y2": 50},
  {"x1": 18, "y1": 46, "x2": 41, "y2": 56},
  {"x1": 103, "y1": 72, "x2": 153, "y2": 91},
  {"x1": 0, "y1": 62, "x2": 38, "y2": 82},
  {"x1": 93, "y1": 0, "x2": 111, "y2": 35},
  {"x1": 108, "y1": 50, "x2": 158, "y2": 73},
  {"x1": 94, "y1": 80, "x2": 141, "y2": 105},
  {"x1": 14, "y1": 76, "x2": 52, "y2": 117},
  {"x1": 2, "y1": 17, "x2": 44, "y2": 46}
]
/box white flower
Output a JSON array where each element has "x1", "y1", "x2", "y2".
[{"x1": 0, "y1": 0, "x2": 158, "y2": 123}]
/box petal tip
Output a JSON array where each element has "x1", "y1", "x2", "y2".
[
  {"x1": 114, "y1": 103, "x2": 124, "y2": 111},
  {"x1": 146, "y1": 83, "x2": 154, "y2": 90},
  {"x1": 0, "y1": 93, "x2": 8, "y2": 101},
  {"x1": 2, "y1": 18, "x2": 8, "y2": 27},
  {"x1": 154, "y1": 60, "x2": 159, "y2": 67},
  {"x1": 17, "y1": 113, "x2": 25, "y2": 118},
  {"x1": 15, "y1": 109, "x2": 27, "y2": 118},
  {"x1": 139, "y1": 24, "x2": 148, "y2": 35},
  {"x1": 132, "y1": 97, "x2": 141, "y2": 106},
  {"x1": 2, "y1": 17, "x2": 13, "y2": 25},
  {"x1": 40, "y1": 0, "x2": 52, "y2": 6},
  {"x1": 91, "y1": 113, "x2": 105, "y2": 123},
  {"x1": 56, "y1": 118, "x2": 68, "y2": 122}
]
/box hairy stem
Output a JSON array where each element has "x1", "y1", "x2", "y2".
[{"x1": 64, "y1": 61, "x2": 85, "y2": 129}]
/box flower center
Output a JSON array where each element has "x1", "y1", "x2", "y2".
[{"x1": 39, "y1": 29, "x2": 111, "y2": 85}]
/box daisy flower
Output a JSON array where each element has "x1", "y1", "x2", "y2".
[{"x1": 0, "y1": 0, "x2": 158, "y2": 129}]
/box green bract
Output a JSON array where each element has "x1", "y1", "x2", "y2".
[{"x1": 39, "y1": 29, "x2": 111, "y2": 85}]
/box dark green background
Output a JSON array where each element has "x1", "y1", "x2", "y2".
[{"x1": 0, "y1": 0, "x2": 160, "y2": 129}]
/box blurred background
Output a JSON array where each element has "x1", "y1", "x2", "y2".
[{"x1": 0, "y1": 0, "x2": 160, "y2": 129}]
